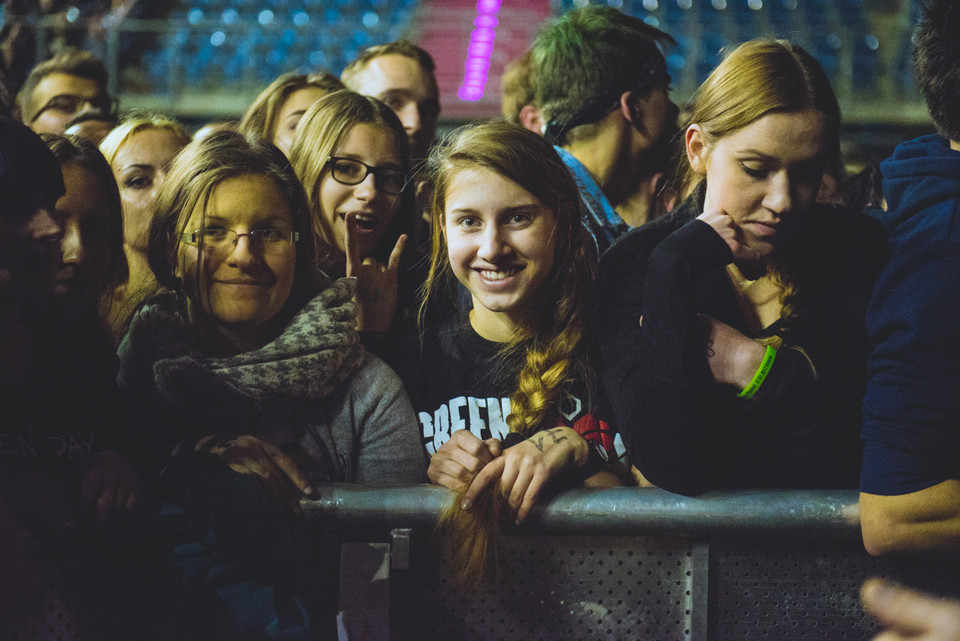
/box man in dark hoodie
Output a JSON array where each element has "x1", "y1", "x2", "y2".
[{"x1": 859, "y1": 0, "x2": 960, "y2": 556}]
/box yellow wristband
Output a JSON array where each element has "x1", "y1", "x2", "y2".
[{"x1": 738, "y1": 344, "x2": 777, "y2": 400}]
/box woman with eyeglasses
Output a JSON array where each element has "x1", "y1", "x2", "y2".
[
  {"x1": 290, "y1": 90, "x2": 422, "y2": 359},
  {"x1": 116, "y1": 131, "x2": 426, "y2": 639}
]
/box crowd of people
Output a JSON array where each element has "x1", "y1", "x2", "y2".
[{"x1": 1, "y1": 0, "x2": 959, "y2": 638}]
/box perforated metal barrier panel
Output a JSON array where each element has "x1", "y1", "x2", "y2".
[
  {"x1": 711, "y1": 539, "x2": 882, "y2": 640},
  {"x1": 394, "y1": 536, "x2": 695, "y2": 641},
  {"x1": 306, "y1": 486, "x2": 957, "y2": 641}
]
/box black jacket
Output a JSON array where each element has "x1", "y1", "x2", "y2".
[{"x1": 595, "y1": 187, "x2": 888, "y2": 494}]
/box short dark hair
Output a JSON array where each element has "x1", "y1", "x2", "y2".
[
  {"x1": 531, "y1": 6, "x2": 674, "y2": 144},
  {"x1": 913, "y1": 0, "x2": 960, "y2": 142},
  {"x1": 17, "y1": 48, "x2": 110, "y2": 123},
  {"x1": 341, "y1": 40, "x2": 437, "y2": 91}
]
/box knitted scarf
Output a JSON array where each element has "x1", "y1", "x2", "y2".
[{"x1": 138, "y1": 278, "x2": 365, "y2": 406}]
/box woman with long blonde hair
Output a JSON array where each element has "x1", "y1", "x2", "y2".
[
  {"x1": 596, "y1": 39, "x2": 889, "y2": 495},
  {"x1": 99, "y1": 112, "x2": 191, "y2": 342},
  {"x1": 415, "y1": 121, "x2": 627, "y2": 585}
]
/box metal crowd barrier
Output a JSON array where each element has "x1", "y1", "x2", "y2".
[{"x1": 304, "y1": 485, "x2": 958, "y2": 641}]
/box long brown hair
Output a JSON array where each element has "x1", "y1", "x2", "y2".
[{"x1": 423, "y1": 121, "x2": 596, "y2": 586}]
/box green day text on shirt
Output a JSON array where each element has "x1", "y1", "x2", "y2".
[{"x1": 418, "y1": 388, "x2": 626, "y2": 460}]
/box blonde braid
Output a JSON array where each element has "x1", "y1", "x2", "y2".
[{"x1": 506, "y1": 320, "x2": 584, "y2": 438}]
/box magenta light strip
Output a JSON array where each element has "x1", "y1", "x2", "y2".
[{"x1": 458, "y1": 0, "x2": 501, "y2": 102}]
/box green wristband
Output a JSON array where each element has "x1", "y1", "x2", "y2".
[{"x1": 738, "y1": 344, "x2": 777, "y2": 400}]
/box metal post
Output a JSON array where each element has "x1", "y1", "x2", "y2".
[{"x1": 689, "y1": 540, "x2": 710, "y2": 641}]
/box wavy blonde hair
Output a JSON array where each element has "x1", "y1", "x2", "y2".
[{"x1": 423, "y1": 121, "x2": 596, "y2": 586}]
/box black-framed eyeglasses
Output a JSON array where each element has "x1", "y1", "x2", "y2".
[
  {"x1": 30, "y1": 93, "x2": 117, "y2": 124},
  {"x1": 326, "y1": 156, "x2": 407, "y2": 195},
  {"x1": 181, "y1": 227, "x2": 299, "y2": 253}
]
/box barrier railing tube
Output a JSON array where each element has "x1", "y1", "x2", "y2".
[{"x1": 301, "y1": 485, "x2": 861, "y2": 538}]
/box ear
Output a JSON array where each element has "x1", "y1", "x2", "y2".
[
  {"x1": 518, "y1": 104, "x2": 545, "y2": 135},
  {"x1": 685, "y1": 124, "x2": 708, "y2": 175},
  {"x1": 619, "y1": 91, "x2": 640, "y2": 128}
]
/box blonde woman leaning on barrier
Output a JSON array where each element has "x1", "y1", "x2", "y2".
[
  {"x1": 596, "y1": 39, "x2": 889, "y2": 496},
  {"x1": 412, "y1": 121, "x2": 630, "y2": 587}
]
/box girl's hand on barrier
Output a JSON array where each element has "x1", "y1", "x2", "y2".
[
  {"x1": 196, "y1": 434, "x2": 312, "y2": 508},
  {"x1": 697, "y1": 208, "x2": 761, "y2": 266},
  {"x1": 464, "y1": 426, "x2": 589, "y2": 526},
  {"x1": 862, "y1": 578, "x2": 960, "y2": 641},
  {"x1": 428, "y1": 429, "x2": 502, "y2": 491},
  {"x1": 345, "y1": 211, "x2": 406, "y2": 333},
  {"x1": 80, "y1": 451, "x2": 140, "y2": 519}
]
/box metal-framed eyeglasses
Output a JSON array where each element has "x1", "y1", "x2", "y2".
[
  {"x1": 29, "y1": 93, "x2": 118, "y2": 124},
  {"x1": 180, "y1": 227, "x2": 300, "y2": 253},
  {"x1": 326, "y1": 156, "x2": 407, "y2": 195}
]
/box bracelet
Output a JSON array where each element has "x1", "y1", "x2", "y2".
[{"x1": 738, "y1": 344, "x2": 777, "y2": 400}]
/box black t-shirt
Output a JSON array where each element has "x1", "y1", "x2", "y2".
[{"x1": 405, "y1": 313, "x2": 625, "y2": 463}]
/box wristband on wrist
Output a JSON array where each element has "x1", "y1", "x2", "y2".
[{"x1": 738, "y1": 344, "x2": 777, "y2": 400}]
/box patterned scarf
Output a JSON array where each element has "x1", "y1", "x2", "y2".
[{"x1": 141, "y1": 278, "x2": 365, "y2": 404}]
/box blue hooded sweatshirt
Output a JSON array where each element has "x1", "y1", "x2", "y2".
[{"x1": 862, "y1": 134, "x2": 960, "y2": 495}]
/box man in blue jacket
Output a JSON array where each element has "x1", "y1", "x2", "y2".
[{"x1": 860, "y1": 0, "x2": 960, "y2": 555}]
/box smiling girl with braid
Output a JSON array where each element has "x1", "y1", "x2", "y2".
[{"x1": 410, "y1": 121, "x2": 629, "y2": 586}]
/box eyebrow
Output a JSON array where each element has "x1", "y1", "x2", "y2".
[
  {"x1": 736, "y1": 149, "x2": 777, "y2": 159},
  {"x1": 449, "y1": 203, "x2": 546, "y2": 215},
  {"x1": 334, "y1": 153, "x2": 404, "y2": 170},
  {"x1": 737, "y1": 149, "x2": 824, "y2": 165},
  {"x1": 202, "y1": 214, "x2": 290, "y2": 226}
]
